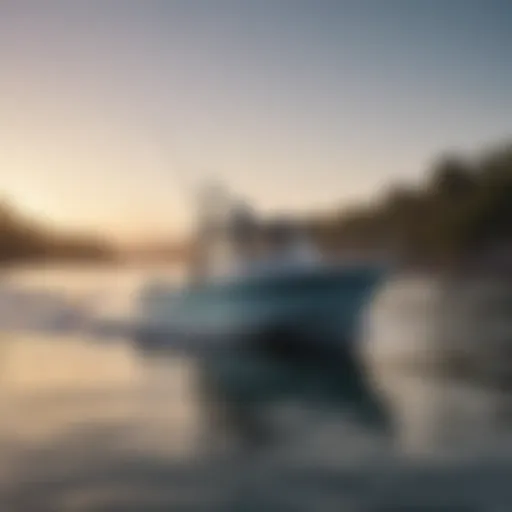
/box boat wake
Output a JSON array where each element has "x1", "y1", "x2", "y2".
[{"x1": 0, "y1": 271, "x2": 177, "y2": 344}]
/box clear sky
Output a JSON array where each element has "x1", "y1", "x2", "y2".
[{"x1": 1, "y1": 0, "x2": 511, "y2": 240}]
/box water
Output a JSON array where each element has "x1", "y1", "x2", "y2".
[{"x1": 1, "y1": 265, "x2": 512, "y2": 511}]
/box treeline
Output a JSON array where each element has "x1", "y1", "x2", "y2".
[
  {"x1": 0, "y1": 200, "x2": 116, "y2": 264},
  {"x1": 307, "y1": 142, "x2": 512, "y2": 265}
]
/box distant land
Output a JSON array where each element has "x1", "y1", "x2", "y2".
[
  {"x1": 0, "y1": 200, "x2": 117, "y2": 265},
  {"x1": 0, "y1": 199, "x2": 193, "y2": 266},
  {"x1": 2, "y1": 139, "x2": 512, "y2": 267}
]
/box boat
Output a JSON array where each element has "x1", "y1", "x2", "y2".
[{"x1": 133, "y1": 183, "x2": 389, "y2": 361}]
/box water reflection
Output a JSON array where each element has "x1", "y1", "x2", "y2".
[
  {"x1": 368, "y1": 364, "x2": 512, "y2": 458},
  {"x1": 0, "y1": 332, "x2": 388, "y2": 511}
]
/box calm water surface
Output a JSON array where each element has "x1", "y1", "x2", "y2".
[{"x1": 1, "y1": 265, "x2": 512, "y2": 511}]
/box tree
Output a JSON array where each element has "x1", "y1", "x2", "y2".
[
  {"x1": 0, "y1": 198, "x2": 116, "y2": 264},
  {"x1": 307, "y1": 141, "x2": 512, "y2": 265}
]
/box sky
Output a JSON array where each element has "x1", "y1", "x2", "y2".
[{"x1": 1, "y1": 0, "x2": 512, "y2": 241}]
